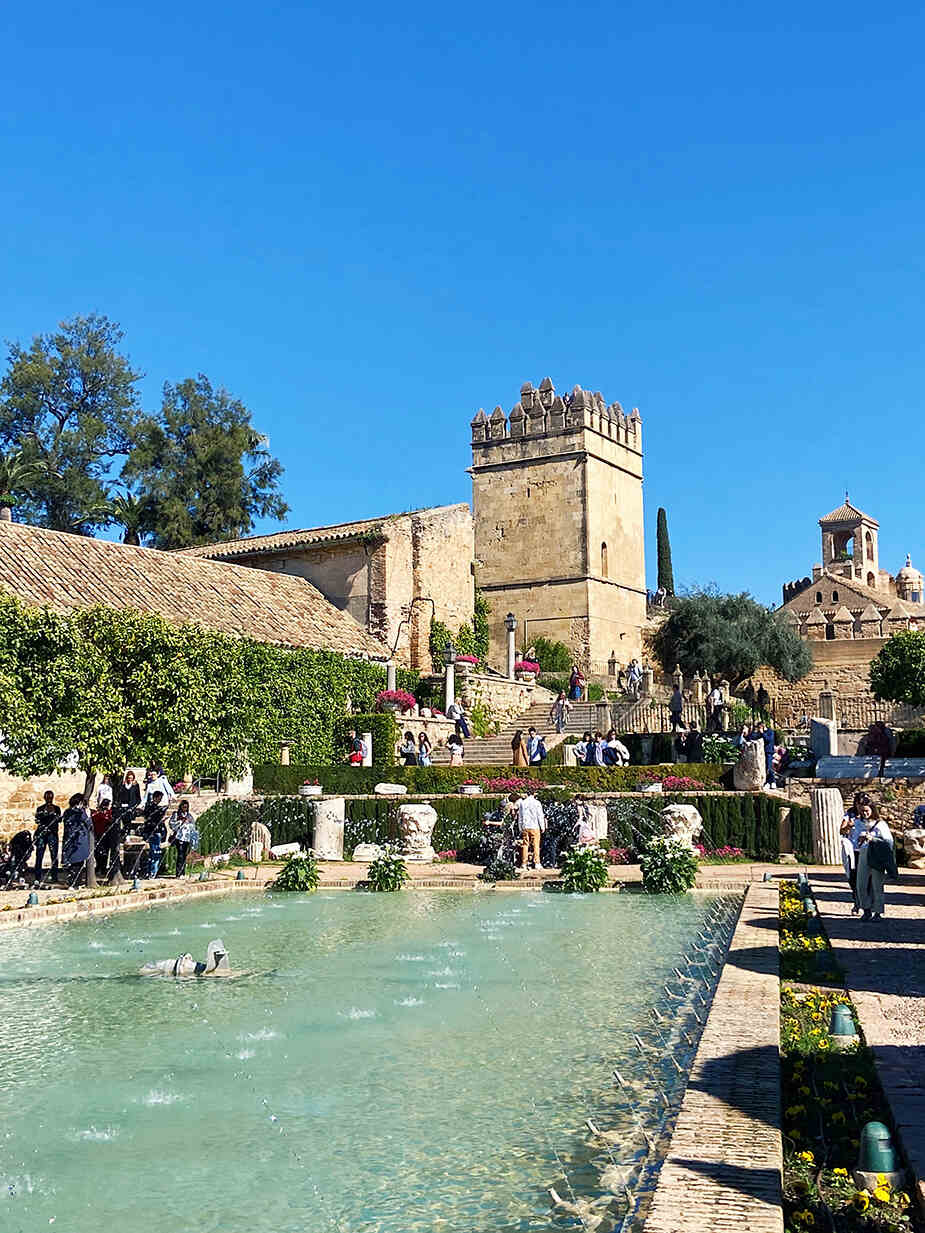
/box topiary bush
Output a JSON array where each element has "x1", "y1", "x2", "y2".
[
  {"x1": 335, "y1": 712, "x2": 398, "y2": 768},
  {"x1": 559, "y1": 846, "x2": 609, "y2": 892},
  {"x1": 639, "y1": 837, "x2": 698, "y2": 894},
  {"x1": 271, "y1": 852, "x2": 320, "y2": 892},
  {"x1": 365, "y1": 848, "x2": 409, "y2": 891}
]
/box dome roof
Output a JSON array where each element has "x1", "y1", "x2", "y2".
[{"x1": 897, "y1": 553, "x2": 922, "y2": 581}]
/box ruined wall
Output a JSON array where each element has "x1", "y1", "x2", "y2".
[{"x1": 410, "y1": 505, "x2": 474, "y2": 670}]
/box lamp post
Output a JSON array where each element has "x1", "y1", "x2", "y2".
[
  {"x1": 443, "y1": 641, "x2": 457, "y2": 713},
  {"x1": 505, "y1": 612, "x2": 517, "y2": 680}
]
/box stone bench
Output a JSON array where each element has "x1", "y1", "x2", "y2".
[
  {"x1": 815, "y1": 756, "x2": 882, "y2": 780},
  {"x1": 881, "y1": 758, "x2": 925, "y2": 779}
]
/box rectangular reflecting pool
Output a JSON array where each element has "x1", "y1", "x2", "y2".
[{"x1": 0, "y1": 889, "x2": 739, "y2": 1232}]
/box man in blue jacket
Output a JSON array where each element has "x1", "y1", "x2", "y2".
[{"x1": 753, "y1": 722, "x2": 776, "y2": 785}]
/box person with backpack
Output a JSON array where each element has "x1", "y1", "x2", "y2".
[{"x1": 526, "y1": 727, "x2": 547, "y2": 765}]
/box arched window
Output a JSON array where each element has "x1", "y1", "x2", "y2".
[
  {"x1": 816, "y1": 591, "x2": 823, "y2": 603},
  {"x1": 832, "y1": 591, "x2": 839, "y2": 602},
  {"x1": 867, "y1": 572, "x2": 876, "y2": 589},
  {"x1": 865, "y1": 530, "x2": 874, "y2": 559},
  {"x1": 601, "y1": 542, "x2": 608, "y2": 578}
]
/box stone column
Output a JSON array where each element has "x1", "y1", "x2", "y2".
[
  {"x1": 225, "y1": 766, "x2": 254, "y2": 797},
  {"x1": 361, "y1": 732, "x2": 373, "y2": 768},
  {"x1": 313, "y1": 797, "x2": 345, "y2": 860},
  {"x1": 398, "y1": 802, "x2": 437, "y2": 861},
  {"x1": 641, "y1": 665, "x2": 654, "y2": 697},
  {"x1": 811, "y1": 788, "x2": 843, "y2": 865},
  {"x1": 280, "y1": 742, "x2": 291, "y2": 766},
  {"x1": 778, "y1": 806, "x2": 793, "y2": 856},
  {"x1": 444, "y1": 660, "x2": 456, "y2": 713},
  {"x1": 386, "y1": 661, "x2": 397, "y2": 692}
]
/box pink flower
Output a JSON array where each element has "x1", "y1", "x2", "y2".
[
  {"x1": 455, "y1": 654, "x2": 479, "y2": 665},
  {"x1": 514, "y1": 660, "x2": 540, "y2": 673},
  {"x1": 375, "y1": 689, "x2": 417, "y2": 711}
]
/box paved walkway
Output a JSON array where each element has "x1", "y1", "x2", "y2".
[
  {"x1": 644, "y1": 883, "x2": 783, "y2": 1233},
  {"x1": 811, "y1": 869, "x2": 925, "y2": 1208}
]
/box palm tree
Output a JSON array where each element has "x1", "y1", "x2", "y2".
[
  {"x1": 0, "y1": 449, "x2": 52, "y2": 521},
  {"x1": 105, "y1": 490, "x2": 148, "y2": 546}
]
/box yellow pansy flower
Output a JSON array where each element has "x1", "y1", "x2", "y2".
[
  {"x1": 797, "y1": 1150, "x2": 814, "y2": 1164},
  {"x1": 873, "y1": 1184, "x2": 891, "y2": 1202},
  {"x1": 851, "y1": 1190, "x2": 870, "y2": 1211},
  {"x1": 833, "y1": 1167, "x2": 848, "y2": 1177}
]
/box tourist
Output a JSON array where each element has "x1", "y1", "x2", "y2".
[
  {"x1": 446, "y1": 733, "x2": 465, "y2": 765},
  {"x1": 734, "y1": 722, "x2": 752, "y2": 749},
  {"x1": 417, "y1": 732, "x2": 433, "y2": 766},
  {"x1": 346, "y1": 730, "x2": 367, "y2": 766},
  {"x1": 839, "y1": 814, "x2": 863, "y2": 914},
  {"x1": 549, "y1": 691, "x2": 571, "y2": 734},
  {"x1": 169, "y1": 800, "x2": 199, "y2": 878},
  {"x1": 626, "y1": 659, "x2": 642, "y2": 700},
  {"x1": 95, "y1": 774, "x2": 113, "y2": 810},
  {"x1": 33, "y1": 789, "x2": 61, "y2": 885},
  {"x1": 446, "y1": 697, "x2": 471, "y2": 740},
  {"x1": 399, "y1": 730, "x2": 418, "y2": 766},
  {"x1": 669, "y1": 685, "x2": 684, "y2": 732},
  {"x1": 856, "y1": 806, "x2": 896, "y2": 922},
  {"x1": 589, "y1": 731, "x2": 606, "y2": 766},
  {"x1": 603, "y1": 730, "x2": 630, "y2": 766},
  {"x1": 574, "y1": 731, "x2": 591, "y2": 765},
  {"x1": 757, "y1": 721, "x2": 777, "y2": 786},
  {"x1": 527, "y1": 727, "x2": 547, "y2": 765},
  {"x1": 117, "y1": 770, "x2": 142, "y2": 816},
  {"x1": 61, "y1": 794, "x2": 92, "y2": 886},
  {"x1": 707, "y1": 682, "x2": 725, "y2": 732},
  {"x1": 511, "y1": 729, "x2": 529, "y2": 767},
  {"x1": 568, "y1": 665, "x2": 585, "y2": 701},
  {"x1": 3, "y1": 830, "x2": 34, "y2": 888},
  {"x1": 91, "y1": 798, "x2": 114, "y2": 878},
  {"x1": 141, "y1": 791, "x2": 169, "y2": 879},
  {"x1": 865, "y1": 721, "x2": 894, "y2": 777},
  {"x1": 684, "y1": 724, "x2": 704, "y2": 763},
  {"x1": 143, "y1": 765, "x2": 175, "y2": 807},
  {"x1": 516, "y1": 791, "x2": 545, "y2": 870},
  {"x1": 756, "y1": 683, "x2": 771, "y2": 716}
]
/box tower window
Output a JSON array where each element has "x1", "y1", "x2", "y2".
[
  {"x1": 825, "y1": 623, "x2": 836, "y2": 640},
  {"x1": 832, "y1": 591, "x2": 839, "y2": 602},
  {"x1": 601, "y1": 542, "x2": 608, "y2": 578},
  {"x1": 816, "y1": 591, "x2": 823, "y2": 603},
  {"x1": 867, "y1": 572, "x2": 875, "y2": 588}
]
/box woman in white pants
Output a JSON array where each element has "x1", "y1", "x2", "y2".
[{"x1": 856, "y1": 808, "x2": 896, "y2": 922}]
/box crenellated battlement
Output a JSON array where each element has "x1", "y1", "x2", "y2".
[{"x1": 470, "y1": 378, "x2": 642, "y2": 450}]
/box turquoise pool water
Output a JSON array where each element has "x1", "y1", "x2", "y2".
[{"x1": 0, "y1": 890, "x2": 738, "y2": 1232}]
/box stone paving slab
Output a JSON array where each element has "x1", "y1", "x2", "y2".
[
  {"x1": 643, "y1": 883, "x2": 783, "y2": 1233},
  {"x1": 810, "y1": 869, "x2": 925, "y2": 1209}
]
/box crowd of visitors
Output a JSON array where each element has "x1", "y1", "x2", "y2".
[
  {"x1": 0, "y1": 765, "x2": 200, "y2": 890},
  {"x1": 839, "y1": 791, "x2": 897, "y2": 921},
  {"x1": 482, "y1": 790, "x2": 603, "y2": 870}
]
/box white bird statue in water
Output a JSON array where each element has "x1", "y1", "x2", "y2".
[{"x1": 140, "y1": 938, "x2": 232, "y2": 977}]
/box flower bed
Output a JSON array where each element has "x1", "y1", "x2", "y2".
[
  {"x1": 694, "y1": 843, "x2": 747, "y2": 863},
  {"x1": 779, "y1": 881, "x2": 917, "y2": 1232},
  {"x1": 637, "y1": 769, "x2": 714, "y2": 791}
]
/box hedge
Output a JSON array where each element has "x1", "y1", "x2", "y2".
[
  {"x1": 896, "y1": 729, "x2": 925, "y2": 756},
  {"x1": 335, "y1": 712, "x2": 398, "y2": 769},
  {"x1": 253, "y1": 761, "x2": 726, "y2": 795},
  {"x1": 546, "y1": 732, "x2": 678, "y2": 766},
  {"x1": 198, "y1": 787, "x2": 794, "y2": 859}
]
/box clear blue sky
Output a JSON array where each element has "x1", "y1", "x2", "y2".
[{"x1": 2, "y1": 1, "x2": 923, "y2": 606}]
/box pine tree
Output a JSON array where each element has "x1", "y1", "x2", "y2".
[{"x1": 656, "y1": 507, "x2": 675, "y2": 595}]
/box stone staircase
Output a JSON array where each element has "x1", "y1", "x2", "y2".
[{"x1": 432, "y1": 700, "x2": 606, "y2": 765}]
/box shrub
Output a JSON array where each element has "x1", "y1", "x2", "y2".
[
  {"x1": 196, "y1": 800, "x2": 257, "y2": 855},
  {"x1": 560, "y1": 846, "x2": 610, "y2": 892},
  {"x1": 533, "y1": 636, "x2": 572, "y2": 672},
  {"x1": 542, "y1": 673, "x2": 604, "y2": 702},
  {"x1": 639, "y1": 837, "x2": 698, "y2": 894},
  {"x1": 896, "y1": 728, "x2": 925, "y2": 756},
  {"x1": 478, "y1": 856, "x2": 519, "y2": 882},
  {"x1": 334, "y1": 712, "x2": 398, "y2": 769},
  {"x1": 701, "y1": 734, "x2": 739, "y2": 763},
  {"x1": 365, "y1": 848, "x2": 409, "y2": 891},
  {"x1": 271, "y1": 852, "x2": 320, "y2": 891}
]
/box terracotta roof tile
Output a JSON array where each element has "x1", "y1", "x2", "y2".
[
  {"x1": 0, "y1": 521, "x2": 388, "y2": 657},
  {"x1": 819, "y1": 500, "x2": 877, "y2": 525}
]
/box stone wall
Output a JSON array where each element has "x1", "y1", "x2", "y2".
[
  {"x1": 460, "y1": 672, "x2": 554, "y2": 728},
  {"x1": 0, "y1": 768, "x2": 85, "y2": 838},
  {"x1": 471, "y1": 380, "x2": 645, "y2": 677},
  {"x1": 786, "y1": 777, "x2": 925, "y2": 837}
]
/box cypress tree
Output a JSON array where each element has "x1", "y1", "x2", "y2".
[{"x1": 656, "y1": 507, "x2": 675, "y2": 595}]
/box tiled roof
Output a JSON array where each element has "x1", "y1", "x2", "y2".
[
  {"x1": 0, "y1": 520, "x2": 388, "y2": 657},
  {"x1": 819, "y1": 500, "x2": 877, "y2": 525},
  {"x1": 181, "y1": 503, "x2": 471, "y2": 561}
]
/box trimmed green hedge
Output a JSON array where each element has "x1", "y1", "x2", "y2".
[
  {"x1": 253, "y1": 761, "x2": 725, "y2": 795},
  {"x1": 335, "y1": 712, "x2": 398, "y2": 769},
  {"x1": 791, "y1": 803, "x2": 813, "y2": 862},
  {"x1": 604, "y1": 792, "x2": 783, "y2": 858},
  {"x1": 896, "y1": 729, "x2": 925, "y2": 756}
]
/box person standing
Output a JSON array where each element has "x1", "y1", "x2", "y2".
[
  {"x1": 626, "y1": 659, "x2": 642, "y2": 700},
  {"x1": 568, "y1": 666, "x2": 585, "y2": 702},
  {"x1": 446, "y1": 697, "x2": 470, "y2": 740},
  {"x1": 61, "y1": 794, "x2": 93, "y2": 887},
  {"x1": 574, "y1": 731, "x2": 591, "y2": 766},
  {"x1": 604, "y1": 731, "x2": 630, "y2": 766},
  {"x1": 398, "y1": 731, "x2": 418, "y2": 766},
  {"x1": 169, "y1": 800, "x2": 199, "y2": 878},
  {"x1": 590, "y1": 731, "x2": 607, "y2": 767},
  {"x1": 33, "y1": 790, "x2": 61, "y2": 885},
  {"x1": 117, "y1": 770, "x2": 142, "y2": 816},
  {"x1": 95, "y1": 774, "x2": 114, "y2": 810},
  {"x1": 91, "y1": 799, "x2": 114, "y2": 878},
  {"x1": 446, "y1": 733, "x2": 465, "y2": 765},
  {"x1": 141, "y1": 791, "x2": 168, "y2": 879},
  {"x1": 685, "y1": 724, "x2": 704, "y2": 763},
  {"x1": 839, "y1": 815, "x2": 863, "y2": 914},
  {"x1": 516, "y1": 791, "x2": 545, "y2": 870},
  {"x1": 865, "y1": 721, "x2": 894, "y2": 778},
  {"x1": 707, "y1": 683, "x2": 725, "y2": 733},
  {"x1": 417, "y1": 732, "x2": 433, "y2": 766},
  {"x1": 856, "y1": 807, "x2": 896, "y2": 921},
  {"x1": 549, "y1": 692, "x2": 571, "y2": 734},
  {"x1": 142, "y1": 766, "x2": 175, "y2": 807},
  {"x1": 511, "y1": 729, "x2": 529, "y2": 767},
  {"x1": 668, "y1": 685, "x2": 684, "y2": 732},
  {"x1": 526, "y1": 727, "x2": 546, "y2": 765}
]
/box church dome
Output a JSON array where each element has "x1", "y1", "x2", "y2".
[{"x1": 897, "y1": 554, "x2": 922, "y2": 582}]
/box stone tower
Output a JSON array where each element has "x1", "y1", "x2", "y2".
[
  {"x1": 818, "y1": 497, "x2": 882, "y2": 591},
  {"x1": 470, "y1": 378, "x2": 646, "y2": 676}
]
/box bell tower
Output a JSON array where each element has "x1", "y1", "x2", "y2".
[{"x1": 819, "y1": 496, "x2": 879, "y2": 590}]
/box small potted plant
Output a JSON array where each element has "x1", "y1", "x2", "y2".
[
  {"x1": 375, "y1": 688, "x2": 417, "y2": 714},
  {"x1": 455, "y1": 654, "x2": 478, "y2": 676},
  {"x1": 298, "y1": 779, "x2": 323, "y2": 798},
  {"x1": 514, "y1": 659, "x2": 540, "y2": 682}
]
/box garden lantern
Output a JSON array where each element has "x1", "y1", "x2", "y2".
[
  {"x1": 857, "y1": 1121, "x2": 897, "y2": 1175},
  {"x1": 505, "y1": 612, "x2": 517, "y2": 679},
  {"x1": 829, "y1": 1003, "x2": 858, "y2": 1046}
]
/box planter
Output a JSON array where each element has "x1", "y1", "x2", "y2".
[
  {"x1": 459, "y1": 784, "x2": 484, "y2": 795},
  {"x1": 516, "y1": 672, "x2": 538, "y2": 683},
  {"x1": 298, "y1": 784, "x2": 323, "y2": 798},
  {"x1": 379, "y1": 701, "x2": 403, "y2": 714}
]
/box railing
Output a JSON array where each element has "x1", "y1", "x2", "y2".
[
  {"x1": 609, "y1": 698, "x2": 707, "y2": 734},
  {"x1": 772, "y1": 698, "x2": 925, "y2": 731}
]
